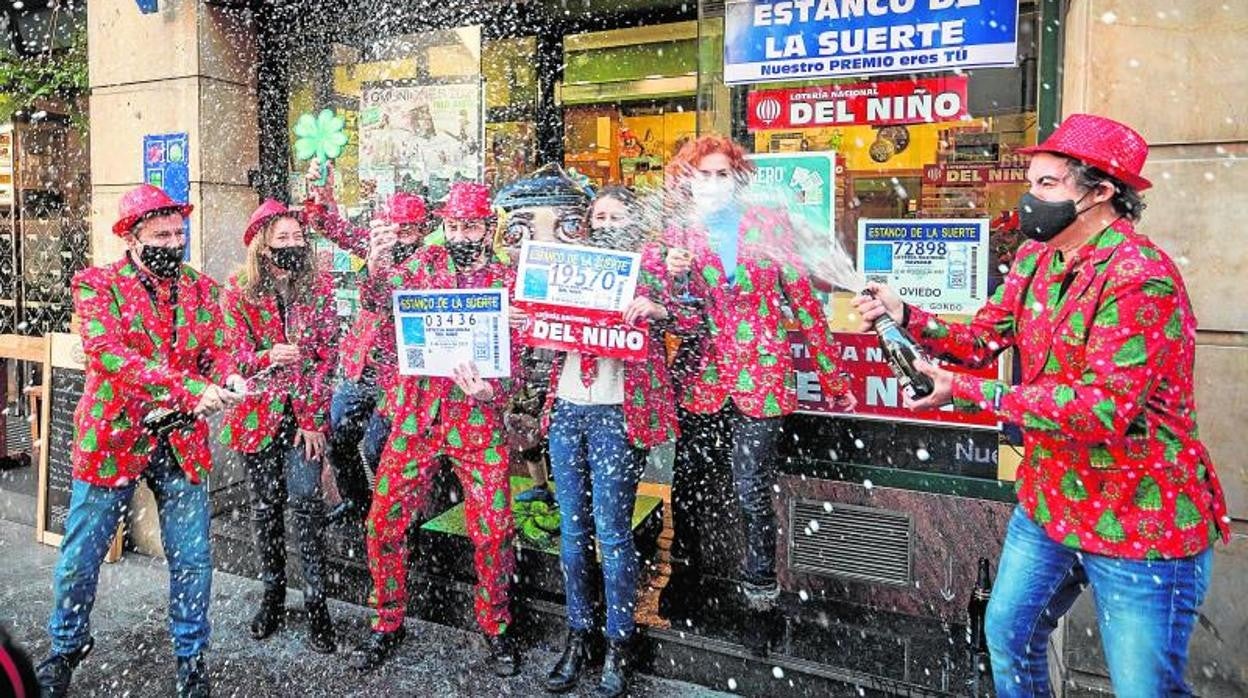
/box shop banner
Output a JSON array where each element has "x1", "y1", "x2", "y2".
[
  {"x1": 516, "y1": 240, "x2": 641, "y2": 313},
  {"x1": 793, "y1": 330, "x2": 1000, "y2": 429},
  {"x1": 922, "y1": 162, "x2": 1027, "y2": 186},
  {"x1": 514, "y1": 301, "x2": 649, "y2": 361},
  {"x1": 393, "y1": 288, "x2": 511, "y2": 378},
  {"x1": 745, "y1": 151, "x2": 836, "y2": 245},
  {"x1": 748, "y1": 76, "x2": 968, "y2": 131},
  {"x1": 858, "y1": 218, "x2": 989, "y2": 315},
  {"x1": 724, "y1": 0, "x2": 1019, "y2": 85},
  {"x1": 359, "y1": 80, "x2": 482, "y2": 202}
]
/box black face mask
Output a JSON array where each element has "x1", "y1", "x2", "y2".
[
  {"x1": 1018, "y1": 190, "x2": 1101, "y2": 242},
  {"x1": 139, "y1": 244, "x2": 184, "y2": 278},
  {"x1": 446, "y1": 239, "x2": 485, "y2": 268},
  {"x1": 587, "y1": 225, "x2": 641, "y2": 251},
  {"x1": 392, "y1": 241, "x2": 421, "y2": 264},
  {"x1": 269, "y1": 246, "x2": 308, "y2": 272}
]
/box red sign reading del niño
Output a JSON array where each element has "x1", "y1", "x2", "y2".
[
  {"x1": 515, "y1": 301, "x2": 649, "y2": 362},
  {"x1": 791, "y1": 330, "x2": 1000, "y2": 429},
  {"x1": 748, "y1": 77, "x2": 969, "y2": 132}
]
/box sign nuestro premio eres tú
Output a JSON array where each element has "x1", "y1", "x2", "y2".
[
  {"x1": 748, "y1": 76, "x2": 967, "y2": 131},
  {"x1": 724, "y1": 0, "x2": 1019, "y2": 85}
]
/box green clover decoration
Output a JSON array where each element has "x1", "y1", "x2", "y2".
[{"x1": 293, "y1": 109, "x2": 348, "y2": 184}]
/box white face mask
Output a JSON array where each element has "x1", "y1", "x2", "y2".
[{"x1": 689, "y1": 176, "x2": 736, "y2": 217}]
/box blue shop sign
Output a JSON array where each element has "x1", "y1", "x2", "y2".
[{"x1": 724, "y1": 0, "x2": 1019, "y2": 85}]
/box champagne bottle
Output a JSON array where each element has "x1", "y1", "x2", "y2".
[
  {"x1": 966, "y1": 557, "x2": 992, "y2": 653},
  {"x1": 867, "y1": 291, "x2": 935, "y2": 399},
  {"x1": 142, "y1": 406, "x2": 197, "y2": 436}
]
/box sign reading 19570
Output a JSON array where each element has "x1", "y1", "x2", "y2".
[{"x1": 516, "y1": 240, "x2": 641, "y2": 313}]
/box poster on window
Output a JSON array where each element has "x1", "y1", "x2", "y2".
[
  {"x1": 358, "y1": 80, "x2": 483, "y2": 203},
  {"x1": 858, "y1": 218, "x2": 989, "y2": 315}
]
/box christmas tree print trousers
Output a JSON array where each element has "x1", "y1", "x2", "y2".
[{"x1": 365, "y1": 430, "x2": 515, "y2": 636}]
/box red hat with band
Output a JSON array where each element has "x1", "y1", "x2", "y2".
[
  {"x1": 383, "y1": 192, "x2": 428, "y2": 225},
  {"x1": 436, "y1": 182, "x2": 493, "y2": 220},
  {"x1": 1018, "y1": 114, "x2": 1152, "y2": 191},
  {"x1": 112, "y1": 184, "x2": 193, "y2": 235},
  {"x1": 244, "y1": 199, "x2": 304, "y2": 246}
]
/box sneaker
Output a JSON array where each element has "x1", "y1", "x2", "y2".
[{"x1": 515, "y1": 485, "x2": 555, "y2": 506}]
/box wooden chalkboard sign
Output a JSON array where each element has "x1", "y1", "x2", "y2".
[{"x1": 36, "y1": 332, "x2": 123, "y2": 561}]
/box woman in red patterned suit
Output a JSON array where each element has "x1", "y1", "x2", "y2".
[
  {"x1": 658, "y1": 135, "x2": 856, "y2": 655},
  {"x1": 221, "y1": 200, "x2": 340, "y2": 654}
]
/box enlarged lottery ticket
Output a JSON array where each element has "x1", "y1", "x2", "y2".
[{"x1": 392, "y1": 288, "x2": 510, "y2": 378}]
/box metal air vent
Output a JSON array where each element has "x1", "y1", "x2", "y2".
[{"x1": 789, "y1": 500, "x2": 913, "y2": 586}]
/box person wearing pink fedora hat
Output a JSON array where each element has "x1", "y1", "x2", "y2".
[
  {"x1": 302, "y1": 161, "x2": 438, "y2": 527},
  {"x1": 854, "y1": 114, "x2": 1229, "y2": 697},
  {"x1": 36, "y1": 183, "x2": 244, "y2": 698},
  {"x1": 220, "y1": 199, "x2": 341, "y2": 655},
  {"x1": 350, "y1": 181, "x2": 524, "y2": 677}
]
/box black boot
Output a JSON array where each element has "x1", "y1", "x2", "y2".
[
  {"x1": 349, "y1": 627, "x2": 406, "y2": 672},
  {"x1": 35, "y1": 636, "x2": 94, "y2": 698},
  {"x1": 305, "y1": 601, "x2": 336, "y2": 654},
  {"x1": 292, "y1": 502, "x2": 334, "y2": 653},
  {"x1": 741, "y1": 581, "x2": 780, "y2": 658},
  {"x1": 544, "y1": 628, "x2": 592, "y2": 693},
  {"x1": 596, "y1": 638, "x2": 631, "y2": 698},
  {"x1": 658, "y1": 562, "x2": 700, "y2": 625},
  {"x1": 249, "y1": 588, "x2": 285, "y2": 640},
  {"x1": 485, "y1": 631, "x2": 520, "y2": 677},
  {"x1": 175, "y1": 654, "x2": 211, "y2": 698}
]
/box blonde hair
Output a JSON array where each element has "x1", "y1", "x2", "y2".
[{"x1": 237, "y1": 215, "x2": 313, "y2": 304}]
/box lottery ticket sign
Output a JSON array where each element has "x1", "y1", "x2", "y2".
[
  {"x1": 392, "y1": 289, "x2": 510, "y2": 378},
  {"x1": 857, "y1": 218, "x2": 989, "y2": 315},
  {"x1": 514, "y1": 240, "x2": 649, "y2": 360},
  {"x1": 515, "y1": 240, "x2": 641, "y2": 312}
]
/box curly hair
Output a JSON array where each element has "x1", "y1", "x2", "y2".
[
  {"x1": 664, "y1": 134, "x2": 755, "y2": 179},
  {"x1": 1064, "y1": 156, "x2": 1146, "y2": 222}
]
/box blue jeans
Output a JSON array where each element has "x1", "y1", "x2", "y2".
[
  {"x1": 48, "y1": 442, "x2": 212, "y2": 658},
  {"x1": 986, "y1": 507, "x2": 1213, "y2": 698},
  {"x1": 548, "y1": 400, "x2": 646, "y2": 640},
  {"x1": 328, "y1": 377, "x2": 389, "y2": 510}
]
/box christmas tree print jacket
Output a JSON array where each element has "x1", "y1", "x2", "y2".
[
  {"x1": 666, "y1": 205, "x2": 850, "y2": 419},
  {"x1": 539, "y1": 241, "x2": 702, "y2": 450},
  {"x1": 908, "y1": 220, "x2": 1230, "y2": 559},
  {"x1": 370, "y1": 245, "x2": 524, "y2": 447},
  {"x1": 71, "y1": 258, "x2": 236, "y2": 486},
  {"x1": 219, "y1": 271, "x2": 339, "y2": 453},
  {"x1": 305, "y1": 203, "x2": 379, "y2": 383}
]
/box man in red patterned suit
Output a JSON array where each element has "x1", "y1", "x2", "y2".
[
  {"x1": 349, "y1": 182, "x2": 523, "y2": 677},
  {"x1": 36, "y1": 184, "x2": 244, "y2": 698},
  {"x1": 855, "y1": 114, "x2": 1229, "y2": 697}
]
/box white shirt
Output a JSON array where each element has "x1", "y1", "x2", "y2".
[{"x1": 556, "y1": 352, "x2": 625, "y2": 405}]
